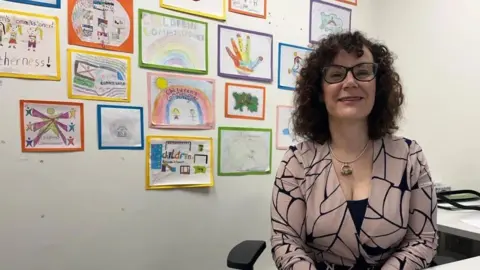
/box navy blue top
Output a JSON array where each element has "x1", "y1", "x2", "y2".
[{"x1": 347, "y1": 198, "x2": 368, "y2": 233}]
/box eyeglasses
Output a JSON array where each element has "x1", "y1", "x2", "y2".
[{"x1": 322, "y1": 63, "x2": 378, "y2": 84}]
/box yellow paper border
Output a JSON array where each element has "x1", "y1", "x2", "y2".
[
  {"x1": 0, "y1": 8, "x2": 61, "y2": 81},
  {"x1": 67, "y1": 48, "x2": 132, "y2": 103},
  {"x1": 159, "y1": 0, "x2": 227, "y2": 21},
  {"x1": 145, "y1": 135, "x2": 215, "y2": 190}
]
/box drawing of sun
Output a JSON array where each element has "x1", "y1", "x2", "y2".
[{"x1": 156, "y1": 77, "x2": 168, "y2": 90}]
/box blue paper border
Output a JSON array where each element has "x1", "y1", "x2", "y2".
[
  {"x1": 97, "y1": 104, "x2": 145, "y2": 150},
  {"x1": 5, "y1": 0, "x2": 61, "y2": 9},
  {"x1": 277, "y1": 42, "x2": 313, "y2": 91}
]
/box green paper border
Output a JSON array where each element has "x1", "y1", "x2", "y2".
[
  {"x1": 217, "y1": 126, "x2": 273, "y2": 176},
  {"x1": 138, "y1": 9, "x2": 209, "y2": 74}
]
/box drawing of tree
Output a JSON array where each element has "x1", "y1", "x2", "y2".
[{"x1": 232, "y1": 92, "x2": 259, "y2": 112}]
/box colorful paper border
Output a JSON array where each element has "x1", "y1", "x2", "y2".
[
  {"x1": 160, "y1": 0, "x2": 226, "y2": 21},
  {"x1": 277, "y1": 42, "x2": 312, "y2": 91},
  {"x1": 217, "y1": 25, "x2": 273, "y2": 83},
  {"x1": 145, "y1": 135, "x2": 215, "y2": 190},
  {"x1": 19, "y1": 99, "x2": 85, "y2": 152},
  {"x1": 97, "y1": 104, "x2": 144, "y2": 150},
  {"x1": 309, "y1": 0, "x2": 352, "y2": 43},
  {"x1": 217, "y1": 126, "x2": 273, "y2": 176},
  {"x1": 0, "y1": 9, "x2": 61, "y2": 81},
  {"x1": 67, "y1": 48, "x2": 132, "y2": 103},
  {"x1": 224, "y1": 82, "x2": 266, "y2": 121},
  {"x1": 5, "y1": 0, "x2": 61, "y2": 9},
  {"x1": 138, "y1": 9, "x2": 209, "y2": 75},
  {"x1": 228, "y1": 0, "x2": 267, "y2": 19},
  {"x1": 276, "y1": 105, "x2": 294, "y2": 150}
]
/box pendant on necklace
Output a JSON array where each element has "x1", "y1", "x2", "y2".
[{"x1": 341, "y1": 163, "x2": 353, "y2": 176}]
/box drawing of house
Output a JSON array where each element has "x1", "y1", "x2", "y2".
[{"x1": 115, "y1": 126, "x2": 128, "y2": 137}]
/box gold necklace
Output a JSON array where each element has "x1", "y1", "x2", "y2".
[{"x1": 328, "y1": 141, "x2": 370, "y2": 176}]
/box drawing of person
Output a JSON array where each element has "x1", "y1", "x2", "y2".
[
  {"x1": 69, "y1": 108, "x2": 76, "y2": 119},
  {"x1": 26, "y1": 137, "x2": 33, "y2": 147},
  {"x1": 0, "y1": 22, "x2": 5, "y2": 46},
  {"x1": 67, "y1": 136, "x2": 75, "y2": 145},
  {"x1": 189, "y1": 109, "x2": 197, "y2": 121},
  {"x1": 27, "y1": 27, "x2": 43, "y2": 52},
  {"x1": 25, "y1": 106, "x2": 32, "y2": 116},
  {"x1": 69, "y1": 122, "x2": 75, "y2": 132},
  {"x1": 26, "y1": 122, "x2": 33, "y2": 131},
  {"x1": 6, "y1": 23, "x2": 22, "y2": 49},
  {"x1": 171, "y1": 108, "x2": 180, "y2": 120}
]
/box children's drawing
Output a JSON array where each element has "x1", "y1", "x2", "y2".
[
  {"x1": 146, "y1": 135, "x2": 214, "y2": 189},
  {"x1": 278, "y1": 43, "x2": 312, "y2": 90},
  {"x1": 5, "y1": 0, "x2": 61, "y2": 9},
  {"x1": 309, "y1": 0, "x2": 351, "y2": 43},
  {"x1": 218, "y1": 25, "x2": 273, "y2": 82},
  {"x1": 67, "y1": 48, "x2": 131, "y2": 102},
  {"x1": 160, "y1": 0, "x2": 226, "y2": 21},
  {"x1": 97, "y1": 104, "x2": 144, "y2": 150},
  {"x1": 0, "y1": 9, "x2": 60, "y2": 80},
  {"x1": 229, "y1": 0, "x2": 267, "y2": 18},
  {"x1": 139, "y1": 9, "x2": 208, "y2": 74},
  {"x1": 20, "y1": 100, "x2": 84, "y2": 152},
  {"x1": 147, "y1": 72, "x2": 215, "y2": 129},
  {"x1": 225, "y1": 82, "x2": 265, "y2": 120},
  {"x1": 276, "y1": 105, "x2": 300, "y2": 150},
  {"x1": 68, "y1": 0, "x2": 133, "y2": 53},
  {"x1": 218, "y1": 127, "x2": 272, "y2": 176}
]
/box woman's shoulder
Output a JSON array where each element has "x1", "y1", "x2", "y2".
[
  {"x1": 279, "y1": 140, "x2": 329, "y2": 171},
  {"x1": 382, "y1": 134, "x2": 424, "y2": 154}
]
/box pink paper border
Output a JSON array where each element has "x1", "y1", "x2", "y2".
[
  {"x1": 276, "y1": 105, "x2": 293, "y2": 150},
  {"x1": 146, "y1": 72, "x2": 216, "y2": 130}
]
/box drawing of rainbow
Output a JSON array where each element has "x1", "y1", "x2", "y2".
[
  {"x1": 151, "y1": 85, "x2": 213, "y2": 126},
  {"x1": 144, "y1": 35, "x2": 201, "y2": 69}
]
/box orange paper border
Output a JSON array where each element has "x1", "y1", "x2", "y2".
[
  {"x1": 335, "y1": 0, "x2": 357, "y2": 6},
  {"x1": 228, "y1": 0, "x2": 267, "y2": 19},
  {"x1": 20, "y1": 100, "x2": 85, "y2": 152},
  {"x1": 224, "y1": 82, "x2": 266, "y2": 120},
  {"x1": 67, "y1": 0, "x2": 134, "y2": 53}
]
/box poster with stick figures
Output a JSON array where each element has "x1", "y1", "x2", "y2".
[
  {"x1": 68, "y1": 0, "x2": 134, "y2": 53},
  {"x1": 0, "y1": 9, "x2": 60, "y2": 80},
  {"x1": 20, "y1": 100, "x2": 84, "y2": 152},
  {"x1": 278, "y1": 43, "x2": 312, "y2": 90}
]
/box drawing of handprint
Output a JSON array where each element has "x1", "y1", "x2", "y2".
[{"x1": 225, "y1": 33, "x2": 263, "y2": 75}]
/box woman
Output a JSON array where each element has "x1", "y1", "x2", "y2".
[{"x1": 270, "y1": 31, "x2": 438, "y2": 270}]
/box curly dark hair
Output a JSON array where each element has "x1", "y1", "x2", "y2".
[{"x1": 291, "y1": 31, "x2": 404, "y2": 144}]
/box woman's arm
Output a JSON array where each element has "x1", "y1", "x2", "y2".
[
  {"x1": 270, "y1": 147, "x2": 317, "y2": 270},
  {"x1": 382, "y1": 141, "x2": 439, "y2": 270}
]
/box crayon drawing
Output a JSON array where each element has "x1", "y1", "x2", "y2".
[
  {"x1": 218, "y1": 25, "x2": 272, "y2": 82},
  {"x1": 160, "y1": 0, "x2": 226, "y2": 21},
  {"x1": 147, "y1": 72, "x2": 215, "y2": 130},
  {"x1": 0, "y1": 9, "x2": 60, "y2": 80},
  {"x1": 20, "y1": 100, "x2": 84, "y2": 152},
  {"x1": 309, "y1": 0, "x2": 351, "y2": 43},
  {"x1": 97, "y1": 104, "x2": 144, "y2": 150},
  {"x1": 225, "y1": 82, "x2": 265, "y2": 120},
  {"x1": 68, "y1": 0, "x2": 134, "y2": 53},
  {"x1": 278, "y1": 43, "x2": 312, "y2": 90},
  {"x1": 276, "y1": 105, "x2": 300, "y2": 150},
  {"x1": 139, "y1": 9, "x2": 208, "y2": 74},
  {"x1": 218, "y1": 127, "x2": 272, "y2": 176},
  {"x1": 67, "y1": 48, "x2": 131, "y2": 102},
  {"x1": 229, "y1": 0, "x2": 267, "y2": 18},
  {"x1": 5, "y1": 0, "x2": 61, "y2": 8},
  {"x1": 146, "y1": 135, "x2": 214, "y2": 189}
]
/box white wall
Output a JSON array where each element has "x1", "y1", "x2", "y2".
[
  {"x1": 373, "y1": 0, "x2": 480, "y2": 190},
  {"x1": 0, "y1": 1, "x2": 376, "y2": 270}
]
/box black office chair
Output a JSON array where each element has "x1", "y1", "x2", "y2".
[
  {"x1": 227, "y1": 240, "x2": 266, "y2": 270},
  {"x1": 226, "y1": 240, "x2": 457, "y2": 269}
]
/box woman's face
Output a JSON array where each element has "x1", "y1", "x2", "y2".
[{"x1": 321, "y1": 46, "x2": 377, "y2": 122}]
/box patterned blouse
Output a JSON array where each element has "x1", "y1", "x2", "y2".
[{"x1": 270, "y1": 135, "x2": 438, "y2": 270}]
